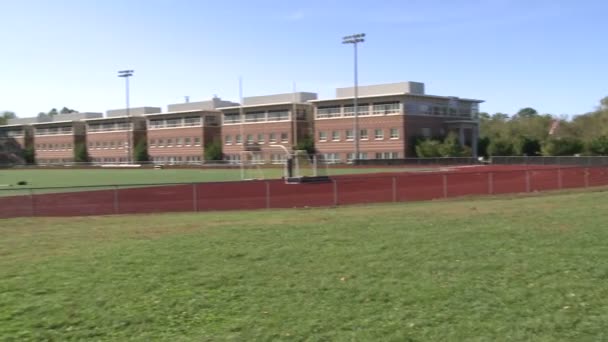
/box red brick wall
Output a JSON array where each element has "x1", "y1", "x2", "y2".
[{"x1": 34, "y1": 135, "x2": 77, "y2": 162}]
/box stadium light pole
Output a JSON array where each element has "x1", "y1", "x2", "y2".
[
  {"x1": 118, "y1": 69, "x2": 134, "y2": 163},
  {"x1": 342, "y1": 33, "x2": 365, "y2": 163}
]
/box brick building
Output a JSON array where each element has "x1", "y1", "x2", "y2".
[
  {"x1": 32, "y1": 112, "x2": 102, "y2": 164},
  {"x1": 219, "y1": 92, "x2": 317, "y2": 164},
  {"x1": 311, "y1": 82, "x2": 483, "y2": 163},
  {"x1": 0, "y1": 121, "x2": 33, "y2": 164},
  {"x1": 84, "y1": 107, "x2": 158, "y2": 163}
]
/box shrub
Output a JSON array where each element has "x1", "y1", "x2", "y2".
[
  {"x1": 204, "y1": 140, "x2": 223, "y2": 161},
  {"x1": 541, "y1": 137, "x2": 584, "y2": 156}
]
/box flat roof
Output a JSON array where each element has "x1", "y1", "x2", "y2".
[
  {"x1": 0, "y1": 124, "x2": 29, "y2": 128},
  {"x1": 143, "y1": 109, "x2": 220, "y2": 117},
  {"x1": 218, "y1": 101, "x2": 312, "y2": 111},
  {"x1": 31, "y1": 120, "x2": 79, "y2": 126},
  {"x1": 309, "y1": 92, "x2": 484, "y2": 103},
  {"x1": 83, "y1": 116, "x2": 143, "y2": 122}
]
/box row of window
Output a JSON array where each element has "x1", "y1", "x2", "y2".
[
  {"x1": 35, "y1": 127, "x2": 73, "y2": 136},
  {"x1": 319, "y1": 128, "x2": 400, "y2": 142},
  {"x1": 36, "y1": 158, "x2": 74, "y2": 164},
  {"x1": 316, "y1": 102, "x2": 401, "y2": 119},
  {"x1": 223, "y1": 109, "x2": 308, "y2": 124},
  {"x1": 322, "y1": 152, "x2": 400, "y2": 163},
  {"x1": 148, "y1": 116, "x2": 217, "y2": 129},
  {"x1": 225, "y1": 132, "x2": 289, "y2": 145},
  {"x1": 149, "y1": 137, "x2": 202, "y2": 148},
  {"x1": 224, "y1": 154, "x2": 288, "y2": 165},
  {"x1": 36, "y1": 143, "x2": 73, "y2": 151},
  {"x1": 88, "y1": 141, "x2": 129, "y2": 150},
  {"x1": 88, "y1": 123, "x2": 132, "y2": 132},
  {"x1": 151, "y1": 156, "x2": 203, "y2": 163},
  {"x1": 90, "y1": 158, "x2": 129, "y2": 163}
]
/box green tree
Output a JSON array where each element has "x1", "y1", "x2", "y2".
[
  {"x1": 22, "y1": 146, "x2": 36, "y2": 164},
  {"x1": 204, "y1": 140, "x2": 223, "y2": 161},
  {"x1": 0, "y1": 111, "x2": 16, "y2": 125},
  {"x1": 541, "y1": 137, "x2": 584, "y2": 156},
  {"x1": 477, "y1": 137, "x2": 490, "y2": 158},
  {"x1": 133, "y1": 140, "x2": 149, "y2": 162},
  {"x1": 514, "y1": 136, "x2": 541, "y2": 156},
  {"x1": 587, "y1": 136, "x2": 608, "y2": 155},
  {"x1": 415, "y1": 138, "x2": 442, "y2": 157},
  {"x1": 514, "y1": 107, "x2": 538, "y2": 118},
  {"x1": 60, "y1": 107, "x2": 77, "y2": 114},
  {"x1": 438, "y1": 132, "x2": 463, "y2": 157},
  {"x1": 73, "y1": 142, "x2": 89, "y2": 163},
  {"x1": 294, "y1": 136, "x2": 316, "y2": 155},
  {"x1": 488, "y1": 137, "x2": 515, "y2": 156}
]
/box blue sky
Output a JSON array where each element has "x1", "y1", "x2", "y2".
[{"x1": 1, "y1": 0, "x2": 607, "y2": 117}]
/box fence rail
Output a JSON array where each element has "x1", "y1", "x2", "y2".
[
  {"x1": 491, "y1": 156, "x2": 608, "y2": 166},
  {"x1": 1, "y1": 165, "x2": 608, "y2": 219}
]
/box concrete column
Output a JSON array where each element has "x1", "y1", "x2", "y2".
[
  {"x1": 458, "y1": 127, "x2": 465, "y2": 147},
  {"x1": 472, "y1": 126, "x2": 479, "y2": 158}
]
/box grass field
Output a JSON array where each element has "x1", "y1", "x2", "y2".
[
  {"x1": 0, "y1": 167, "x2": 423, "y2": 189},
  {"x1": 1, "y1": 190, "x2": 608, "y2": 340}
]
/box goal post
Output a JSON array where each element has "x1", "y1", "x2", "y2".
[
  {"x1": 239, "y1": 151, "x2": 265, "y2": 180},
  {"x1": 270, "y1": 144, "x2": 329, "y2": 183}
]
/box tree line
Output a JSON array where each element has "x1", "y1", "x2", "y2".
[{"x1": 416, "y1": 96, "x2": 608, "y2": 157}]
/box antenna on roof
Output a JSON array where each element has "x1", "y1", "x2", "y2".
[{"x1": 185, "y1": 96, "x2": 190, "y2": 103}]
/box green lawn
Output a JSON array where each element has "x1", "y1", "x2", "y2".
[
  {"x1": 0, "y1": 167, "x2": 423, "y2": 189},
  {"x1": 1, "y1": 190, "x2": 608, "y2": 340}
]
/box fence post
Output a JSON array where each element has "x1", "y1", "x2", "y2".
[
  {"x1": 557, "y1": 168, "x2": 563, "y2": 190},
  {"x1": 113, "y1": 185, "x2": 119, "y2": 214},
  {"x1": 265, "y1": 181, "x2": 270, "y2": 209},
  {"x1": 29, "y1": 188, "x2": 35, "y2": 217},
  {"x1": 192, "y1": 183, "x2": 198, "y2": 212},
  {"x1": 442, "y1": 174, "x2": 448, "y2": 198},
  {"x1": 332, "y1": 179, "x2": 338, "y2": 206},
  {"x1": 392, "y1": 176, "x2": 397, "y2": 202},
  {"x1": 525, "y1": 170, "x2": 531, "y2": 193},
  {"x1": 488, "y1": 172, "x2": 494, "y2": 195},
  {"x1": 585, "y1": 168, "x2": 590, "y2": 188}
]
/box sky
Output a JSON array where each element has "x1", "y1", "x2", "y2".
[{"x1": 1, "y1": 0, "x2": 607, "y2": 118}]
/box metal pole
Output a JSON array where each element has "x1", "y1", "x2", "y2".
[
  {"x1": 265, "y1": 181, "x2": 270, "y2": 209},
  {"x1": 126, "y1": 76, "x2": 131, "y2": 164},
  {"x1": 353, "y1": 42, "x2": 359, "y2": 162},
  {"x1": 239, "y1": 77, "x2": 244, "y2": 180}
]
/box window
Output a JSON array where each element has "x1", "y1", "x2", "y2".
[
  {"x1": 184, "y1": 116, "x2": 201, "y2": 126},
  {"x1": 110, "y1": 141, "x2": 115, "y2": 149},
  {"x1": 268, "y1": 110, "x2": 289, "y2": 121},
  {"x1": 319, "y1": 131, "x2": 327, "y2": 141},
  {"x1": 323, "y1": 153, "x2": 340, "y2": 164},
  {"x1": 360, "y1": 129, "x2": 368, "y2": 140},
  {"x1": 280, "y1": 133, "x2": 288, "y2": 143},
  {"x1": 235, "y1": 135, "x2": 242, "y2": 144},
  {"x1": 346, "y1": 130, "x2": 354, "y2": 140},
  {"x1": 223, "y1": 113, "x2": 240, "y2": 124},
  {"x1": 372, "y1": 102, "x2": 400, "y2": 115},
  {"x1": 167, "y1": 138, "x2": 173, "y2": 147},
  {"x1": 245, "y1": 112, "x2": 265, "y2": 122},
  {"x1": 257, "y1": 133, "x2": 265, "y2": 144},
  {"x1": 317, "y1": 106, "x2": 341, "y2": 118},
  {"x1": 246, "y1": 134, "x2": 254, "y2": 144},
  {"x1": 194, "y1": 137, "x2": 201, "y2": 146},
  {"x1": 117, "y1": 141, "x2": 123, "y2": 149},
  {"x1": 390, "y1": 128, "x2": 400, "y2": 139},
  {"x1": 421, "y1": 128, "x2": 431, "y2": 138},
  {"x1": 344, "y1": 104, "x2": 369, "y2": 117},
  {"x1": 176, "y1": 138, "x2": 183, "y2": 146},
  {"x1": 225, "y1": 135, "x2": 232, "y2": 145},
  {"x1": 150, "y1": 139, "x2": 156, "y2": 147},
  {"x1": 185, "y1": 137, "x2": 191, "y2": 146},
  {"x1": 269, "y1": 133, "x2": 276, "y2": 143},
  {"x1": 332, "y1": 131, "x2": 340, "y2": 141},
  {"x1": 376, "y1": 152, "x2": 400, "y2": 159},
  {"x1": 374, "y1": 129, "x2": 384, "y2": 140},
  {"x1": 158, "y1": 139, "x2": 165, "y2": 147}
]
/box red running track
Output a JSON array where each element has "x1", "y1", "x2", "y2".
[{"x1": 1, "y1": 165, "x2": 607, "y2": 219}]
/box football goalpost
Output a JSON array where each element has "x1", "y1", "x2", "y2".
[
  {"x1": 270, "y1": 145, "x2": 329, "y2": 184},
  {"x1": 239, "y1": 151, "x2": 265, "y2": 180}
]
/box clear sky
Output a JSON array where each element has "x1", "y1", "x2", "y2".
[{"x1": 1, "y1": 0, "x2": 606, "y2": 118}]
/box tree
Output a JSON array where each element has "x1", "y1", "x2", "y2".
[
  {"x1": 587, "y1": 136, "x2": 608, "y2": 155},
  {"x1": 133, "y1": 140, "x2": 149, "y2": 162},
  {"x1": 73, "y1": 142, "x2": 89, "y2": 163},
  {"x1": 415, "y1": 138, "x2": 442, "y2": 157},
  {"x1": 541, "y1": 137, "x2": 584, "y2": 156},
  {"x1": 438, "y1": 132, "x2": 463, "y2": 157},
  {"x1": 488, "y1": 137, "x2": 515, "y2": 156},
  {"x1": 514, "y1": 136, "x2": 541, "y2": 156},
  {"x1": 1, "y1": 111, "x2": 16, "y2": 125},
  {"x1": 204, "y1": 140, "x2": 223, "y2": 161},
  {"x1": 294, "y1": 136, "x2": 316, "y2": 155},
  {"x1": 514, "y1": 107, "x2": 538, "y2": 118},
  {"x1": 477, "y1": 136, "x2": 490, "y2": 158},
  {"x1": 48, "y1": 108, "x2": 58, "y2": 116},
  {"x1": 22, "y1": 146, "x2": 36, "y2": 165},
  {"x1": 60, "y1": 107, "x2": 78, "y2": 114}
]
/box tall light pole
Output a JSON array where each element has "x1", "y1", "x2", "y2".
[
  {"x1": 342, "y1": 33, "x2": 365, "y2": 163},
  {"x1": 118, "y1": 70, "x2": 134, "y2": 163}
]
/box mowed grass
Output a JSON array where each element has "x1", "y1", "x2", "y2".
[
  {"x1": 2, "y1": 190, "x2": 608, "y2": 340},
  {"x1": 0, "y1": 167, "x2": 419, "y2": 189}
]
